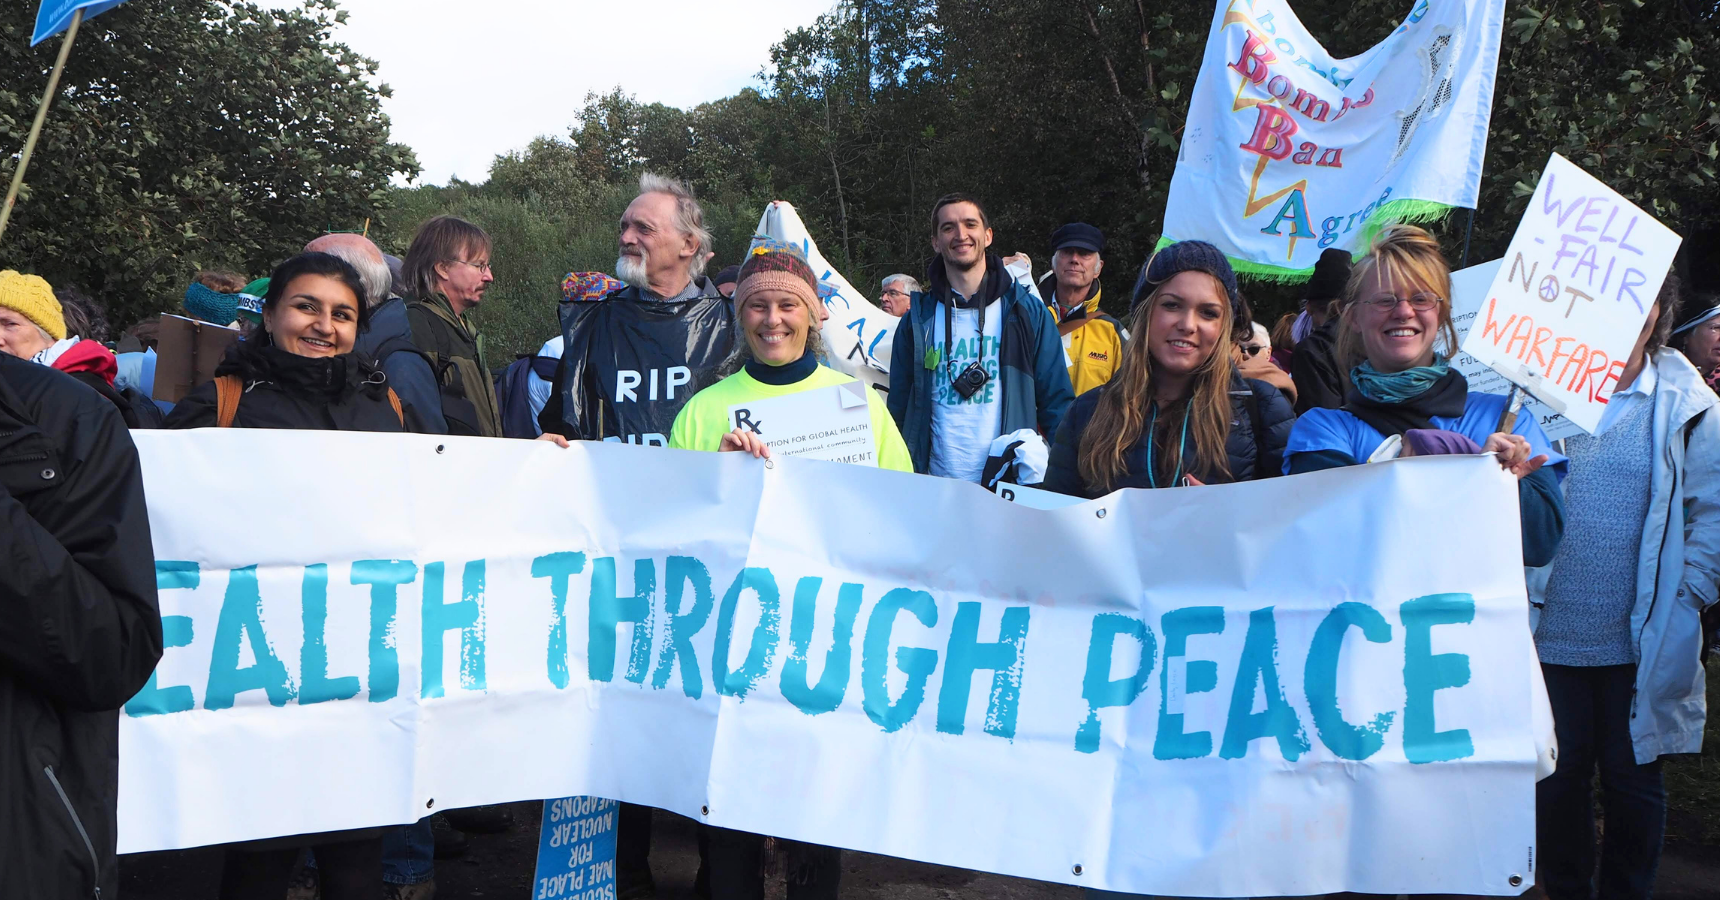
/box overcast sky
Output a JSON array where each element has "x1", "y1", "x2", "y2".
[{"x1": 285, "y1": 0, "x2": 835, "y2": 185}]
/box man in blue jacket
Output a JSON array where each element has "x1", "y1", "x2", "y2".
[{"x1": 888, "y1": 194, "x2": 1073, "y2": 479}]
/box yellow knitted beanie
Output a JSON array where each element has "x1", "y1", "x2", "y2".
[{"x1": 0, "y1": 270, "x2": 65, "y2": 341}]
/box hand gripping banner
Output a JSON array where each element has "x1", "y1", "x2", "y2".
[
  {"x1": 122, "y1": 432, "x2": 1542, "y2": 896},
  {"x1": 1162, "y1": 0, "x2": 1507, "y2": 279}
]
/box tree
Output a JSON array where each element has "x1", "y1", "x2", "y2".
[{"x1": 0, "y1": 0, "x2": 419, "y2": 327}]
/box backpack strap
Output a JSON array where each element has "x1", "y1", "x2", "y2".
[
  {"x1": 215, "y1": 374, "x2": 243, "y2": 427},
  {"x1": 387, "y1": 388, "x2": 404, "y2": 427}
]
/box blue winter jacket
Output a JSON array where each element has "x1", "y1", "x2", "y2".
[{"x1": 886, "y1": 257, "x2": 1074, "y2": 474}]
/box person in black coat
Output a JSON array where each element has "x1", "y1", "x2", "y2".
[
  {"x1": 1044, "y1": 241, "x2": 1294, "y2": 497},
  {"x1": 166, "y1": 251, "x2": 420, "y2": 899},
  {"x1": 0, "y1": 350, "x2": 163, "y2": 899},
  {"x1": 166, "y1": 252, "x2": 426, "y2": 435}
]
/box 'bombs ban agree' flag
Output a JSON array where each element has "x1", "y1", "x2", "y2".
[{"x1": 1163, "y1": 0, "x2": 1507, "y2": 278}]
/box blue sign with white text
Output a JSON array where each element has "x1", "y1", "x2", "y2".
[
  {"x1": 530, "y1": 796, "x2": 618, "y2": 900},
  {"x1": 32, "y1": 0, "x2": 127, "y2": 45}
]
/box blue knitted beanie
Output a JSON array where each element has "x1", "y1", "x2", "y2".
[{"x1": 1133, "y1": 240, "x2": 1240, "y2": 315}]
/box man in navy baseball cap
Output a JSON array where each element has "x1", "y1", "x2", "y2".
[{"x1": 1045, "y1": 222, "x2": 1123, "y2": 395}]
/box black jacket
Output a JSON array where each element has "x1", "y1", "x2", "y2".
[
  {"x1": 1042, "y1": 374, "x2": 1297, "y2": 498},
  {"x1": 1291, "y1": 319, "x2": 1345, "y2": 413},
  {"x1": 0, "y1": 354, "x2": 163, "y2": 899},
  {"x1": 164, "y1": 341, "x2": 424, "y2": 433}
]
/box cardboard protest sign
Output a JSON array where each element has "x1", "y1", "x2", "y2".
[
  {"x1": 729, "y1": 382, "x2": 876, "y2": 466},
  {"x1": 1459, "y1": 154, "x2": 1681, "y2": 434},
  {"x1": 151, "y1": 314, "x2": 240, "y2": 403},
  {"x1": 1448, "y1": 260, "x2": 1582, "y2": 441},
  {"x1": 532, "y1": 797, "x2": 617, "y2": 900}
]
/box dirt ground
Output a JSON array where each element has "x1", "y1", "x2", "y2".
[{"x1": 118, "y1": 803, "x2": 1718, "y2": 899}]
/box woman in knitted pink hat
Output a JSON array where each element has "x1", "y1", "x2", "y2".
[{"x1": 669, "y1": 243, "x2": 910, "y2": 471}]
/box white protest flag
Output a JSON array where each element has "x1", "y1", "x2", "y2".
[
  {"x1": 757, "y1": 201, "x2": 897, "y2": 388},
  {"x1": 1449, "y1": 259, "x2": 1583, "y2": 441},
  {"x1": 1459, "y1": 153, "x2": 1682, "y2": 434},
  {"x1": 122, "y1": 430, "x2": 1544, "y2": 896},
  {"x1": 1163, "y1": 0, "x2": 1506, "y2": 278}
]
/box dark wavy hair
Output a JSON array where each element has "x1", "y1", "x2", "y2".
[{"x1": 256, "y1": 252, "x2": 371, "y2": 345}]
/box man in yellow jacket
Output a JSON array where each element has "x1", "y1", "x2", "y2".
[{"x1": 1043, "y1": 223, "x2": 1124, "y2": 396}]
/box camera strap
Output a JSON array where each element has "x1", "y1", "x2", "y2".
[{"x1": 943, "y1": 291, "x2": 987, "y2": 379}]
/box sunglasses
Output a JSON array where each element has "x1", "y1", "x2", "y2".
[{"x1": 1240, "y1": 344, "x2": 1267, "y2": 357}]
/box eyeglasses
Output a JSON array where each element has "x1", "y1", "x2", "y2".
[
  {"x1": 880, "y1": 289, "x2": 909, "y2": 300},
  {"x1": 448, "y1": 259, "x2": 493, "y2": 273},
  {"x1": 1361, "y1": 294, "x2": 1441, "y2": 312},
  {"x1": 1240, "y1": 344, "x2": 1266, "y2": 357}
]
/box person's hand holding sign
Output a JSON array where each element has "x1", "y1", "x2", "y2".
[
  {"x1": 1481, "y1": 432, "x2": 1546, "y2": 479},
  {"x1": 719, "y1": 426, "x2": 772, "y2": 459}
]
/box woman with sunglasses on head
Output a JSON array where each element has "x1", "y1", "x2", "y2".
[
  {"x1": 1282, "y1": 224, "x2": 1566, "y2": 565},
  {"x1": 1041, "y1": 241, "x2": 1295, "y2": 498}
]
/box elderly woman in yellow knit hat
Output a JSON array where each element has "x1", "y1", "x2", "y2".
[{"x1": 0, "y1": 270, "x2": 66, "y2": 360}]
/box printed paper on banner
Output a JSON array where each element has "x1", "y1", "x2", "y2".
[
  {"x1": 1162, "y1": 0, "x2": 1507, "y2": 277},
  {"x1": 1458, "y1": 154, "x2": 1681, "y2": 434},
  {"x1": 758, "y1": 202, "x2": 897, "y2": 387},
  {"x1": 1449, "y1": 259, "x2": 1582, "y2": 441},
  {"x1": 532, "y1": 797, "x2": 618, "y2": 900},
  {"x1": 32, "y1": 0, "x2": 126, "y2": 44},
  {"x1": 729, "y1": 383, "x2": 876, "y2": 466}
]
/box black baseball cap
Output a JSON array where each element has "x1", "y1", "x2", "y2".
[{"x1": 1051, "y1": 223, "x2": 1105, "y2": 254}]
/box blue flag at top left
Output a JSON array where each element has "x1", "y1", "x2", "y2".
[{"x1": 33, "y1": 0, "x2": 127, "y2": 45}]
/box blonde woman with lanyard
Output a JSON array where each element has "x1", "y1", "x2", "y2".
[{"x1": 1042, "y1": 240, "x2": 1294, "y2": 498}]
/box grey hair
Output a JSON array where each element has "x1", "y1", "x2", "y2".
[
  {"x1": 316, "y1": 246, "x2": 392, "y2": 308},
  {"x1": 882, "y1": 274, "x2": 921, "y2": 294},
  {"x1": 637, "y1": 171, "x2": 713, "y2": 280}
]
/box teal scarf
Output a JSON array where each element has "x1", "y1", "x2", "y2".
[{"x1": 1350, "y1": 355, "x2": 1451, "y2": 404}]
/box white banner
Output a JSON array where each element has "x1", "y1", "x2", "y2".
[
  {"x1": 1163, "y1": 0, "x2": 1506, "y2": 277},
  {"x1": 122, "y1": 432, "x2": 1540, "y2": 896},
  {"x1": 1458, "y1": 153, "x2": 1682, "y2": 434},
  {"x1": 758, "y1": 201, "x2": 897, "y2": 388}
]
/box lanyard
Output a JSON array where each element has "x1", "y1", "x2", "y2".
[
  {"x1": 1144, "y1": 402, "x2": 1192, "y2": 489},
  {"x1": 943, "y1": 293, "x2": 987, "y2": 377}
]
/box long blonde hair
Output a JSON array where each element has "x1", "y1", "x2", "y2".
[
  {"x1": 1335, "y1": 224, "x2": 1461, "y2": 373},
  {"x1": 1078, "y1": 276, "x2": 1236, "y2": 491}
]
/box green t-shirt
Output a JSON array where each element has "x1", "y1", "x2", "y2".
[{"x1": 668, "y1": 364, "x2": 914, "y2": 473}]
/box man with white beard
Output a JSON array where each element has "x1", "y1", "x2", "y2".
[{"x1": 540, "y1": 173, "x2": 736, "y2": 450}]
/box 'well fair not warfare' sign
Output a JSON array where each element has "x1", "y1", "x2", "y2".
[{"x1": 1459, "y1": 154, "x2": 1681, "y2": 435}]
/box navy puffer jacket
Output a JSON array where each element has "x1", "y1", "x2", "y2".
[{"x1": 1042, "y1": 372, "x2": 1296, "y2": 498}]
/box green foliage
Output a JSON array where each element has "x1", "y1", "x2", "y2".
[{"x1": 0, "y1": 0, "x2": 418, "y2": 329}]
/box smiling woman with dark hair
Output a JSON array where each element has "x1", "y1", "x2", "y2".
[{"x1": 165, "y1": 251, "x2": 424, "y2": 433}]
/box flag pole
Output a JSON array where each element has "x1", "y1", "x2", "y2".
[{"x1": 0, "y1": 9, "x2": 86, "y2": 243}]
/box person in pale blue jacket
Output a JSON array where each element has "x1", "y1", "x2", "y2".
[{"x1": 1531, "y1": 272, "x2": 1720, "y2": 900}]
